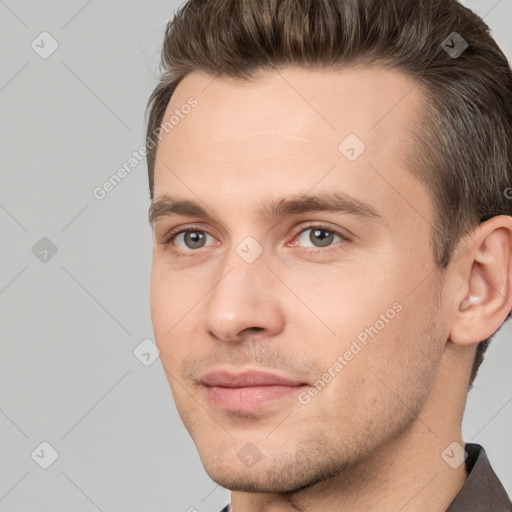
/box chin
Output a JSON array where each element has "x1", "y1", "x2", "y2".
[
  {"x1": 198, "y1": 443, "x2": 344, "y2": 494},
  {"x1": 203, "y1": 465, "x2": 296, "y2": 493}
]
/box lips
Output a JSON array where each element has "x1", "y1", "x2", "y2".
[
  {"x1": 200, "y1": 370, "x2": 305, "y2": 387},
  {"x1": 199, "y1": 369, "x2": 308, "y2": 412}
]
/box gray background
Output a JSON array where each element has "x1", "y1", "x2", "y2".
[{"x1": 0, "y1": 1, "x2": 511, "y2": 511}]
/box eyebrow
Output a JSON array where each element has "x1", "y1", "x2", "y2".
[{"x1": 148, "y1": 192, "x2": 385, "y2": 227}]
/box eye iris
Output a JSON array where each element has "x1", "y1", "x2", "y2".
[
  {"x1": 311, "y1": 228, "x2": 334, "y2": 247},
  {"x1": 185, "y1": 231, "x2": 206, "y2": 249}
]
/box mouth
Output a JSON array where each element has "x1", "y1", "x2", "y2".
[{"x1": 199, "y1": 369, "x2": 309, "y2": 412}]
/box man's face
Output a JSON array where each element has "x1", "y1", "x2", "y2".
[{"x1": 150, "y1": 66, "x2": 449, "y2": 492}]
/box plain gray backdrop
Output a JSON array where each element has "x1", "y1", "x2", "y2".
[{"x1": 1, "y1": 1, "x2": 511, "y2": 511}]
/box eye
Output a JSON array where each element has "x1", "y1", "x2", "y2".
[
  {"x1": 294, "y1": 225, "x2": 346, "y2": 249},
  {"x1": 163, "y1": 224, "x2": 348, "y2": 255},
  {"x1": 170, "y1": 229, "x2": 215, "y2": 250}
]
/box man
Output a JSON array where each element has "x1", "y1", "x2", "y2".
[{"x1": 146, "y1": 0, "x2": 512, "y2": 510}]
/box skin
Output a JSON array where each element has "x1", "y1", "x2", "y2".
[{"x1": 149, "y1": 66, "x2": 512, "y2": 512}]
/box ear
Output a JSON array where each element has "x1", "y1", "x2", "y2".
[{"x1": 449, "y1": 215, "x2": 512, "y2": 346}]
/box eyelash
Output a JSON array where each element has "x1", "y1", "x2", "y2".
[{"x1": 162, "y1": 223, "x2": 350, "y2": 255}]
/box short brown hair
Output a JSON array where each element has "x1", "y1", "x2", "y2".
[{"x1": 145, "y1": 0, "x2": 512, "y2": 388}]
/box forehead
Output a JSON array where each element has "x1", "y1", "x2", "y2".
[
  {"x1": 153, "y1": 66, "x2": 432, "y2": 231},
  {"x1": 160, "y1": 65, "x2": 422, "y2": 149}
]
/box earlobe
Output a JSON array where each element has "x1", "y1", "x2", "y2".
[{"x1": 449, "y1": 216, "x2": 512, "y2": 346}]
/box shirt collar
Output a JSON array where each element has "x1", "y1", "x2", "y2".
[{"x1": 446, "y1": 443, "x2": 511, "y2": 511}]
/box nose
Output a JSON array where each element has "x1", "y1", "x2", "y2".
[{"x1": 202, "y1": 247, "x2": 285, "y2": 343}]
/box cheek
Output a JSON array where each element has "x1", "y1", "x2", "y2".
[
  {"x1": 150, "y1": 262, "x2": 197, "y2": 335},
  {"x1": 150, "y1": 264, "x2": 187, "y2": 367},
  {"x1": 312, "y1": 299, "x2": 442, "y2": 446},
  {"x1": 305, "y1": 263, "x2": 441, "y2": 397},
  {"x1": 149, "y1": 265, "x2": 169, "y2": 341},
  {"x1": 286, "y1": 259, "x2": 403, "y2": 344}
]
